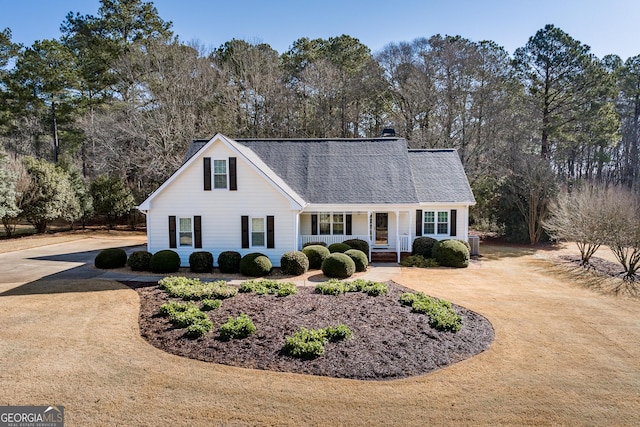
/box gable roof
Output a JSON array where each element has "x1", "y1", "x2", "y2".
[
  {"x1": 408, "y1": 149, "x2": 476, "y2": 204},
  {"x1": 138, "y1": 133, "x2": 306, "y2": 211}
]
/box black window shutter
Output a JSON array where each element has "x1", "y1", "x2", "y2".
[
  {"x1": 241, "y1": 216, "x2": 249, "y2": 248},
  {"x1": 169, "y1": 216, "x2": 177, "y2": 248},
  {"x1": 229, "y1": 157, "x2": 237, "y2": 191},
  {"x1": 267, "y1": 216, "x2": 275, "y2": 248},
  {"x1": 450, "y1": 209, "x2": 457, "y2": 237},
  {"x1": 311, "y1": 214, "x2": 318, "y2": 235},
  {"x1": 346, "y1": 214, "x2": 352, "y2": 235},
  {"x1": 194, "y1": 216, "x2": 202, "y2": 248},
  {"x1": 203, "y1": 158, "x2": 211, "y2": 191},
  {"x1": 415, "y1": 210, "x2": 422, "y2": 236}
]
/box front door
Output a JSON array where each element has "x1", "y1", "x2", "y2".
[{"x1": 374, "y1": 213, "x2": 388, "y2": 246}]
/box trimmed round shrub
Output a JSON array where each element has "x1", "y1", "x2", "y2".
[
  {"x1": 280, "y1": 251, "x2": 309, "y2": 276},
  {"x1": 189, "y1": 251, "x2": 213, "y2": 273},
  {"x1": 95, "y1": 248, "x2": 127, "y2": 269},
  {"x1": 302, "y1": 241, "x2": 327, "y2": 248},
  {"x1": 342, "y1": 239, "x2": 369, "y2": 256},
  {"x1": 321, "y1": 253, "x2": 356, "y2": 278},
  {"x1": 302, "y1": 245, "x2": 330, "y2": 269},
  {"x1": 412, "y1": 236, "x2": 438, "y2": 258},
  {"x1": 218, "y1": 251, "x2": 241, "y2": 274},
  {"x1": 149, "y1": 250, "x2": 181, "y2": 273},
  {"x1": 126, "y1": 250, "x2": 152, "y2": 271},
  {"x1": 240, "y1": 252, "x2": 272, "y2": 277},
  {"x1": 344, "y1": 249, "x2": 368, "y2": 272},
  {"x1": 328, "y1": 242, "x2": 351, "y2": 253},
  {"x1": 432, "y1": 239, "x2": 470, "y2": 268}
]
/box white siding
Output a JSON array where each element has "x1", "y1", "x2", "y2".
[{"x1": 146, "y1": 139, "x2": 297, "y2": 267}]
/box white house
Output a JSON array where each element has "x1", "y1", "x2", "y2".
[{"x1": 137, "y1": 133, "x2": 476, "y2": 266}]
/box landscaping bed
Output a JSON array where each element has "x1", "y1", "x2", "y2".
[{"x1": 128, "y1": 280, "x2": 494, "y2": 380}]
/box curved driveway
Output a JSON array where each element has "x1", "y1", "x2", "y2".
[{"x1": 0, "y1": 236, "x2": 639, "y2": 426}]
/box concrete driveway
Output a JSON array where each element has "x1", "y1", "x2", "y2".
[{"x1": 0, "y1": 234, "x2": 149, "y2": 290}]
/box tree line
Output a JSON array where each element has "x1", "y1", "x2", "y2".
[{"x1": 1, "y1": 0, "x2": 639, "y2": 242}]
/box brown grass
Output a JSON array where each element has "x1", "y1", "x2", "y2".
[{"x1": 1, "y1": 239, "x2": 639, "y2": 425}]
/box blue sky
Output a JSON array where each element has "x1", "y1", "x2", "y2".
[{"x1": 1, "y1": 0, "x2": 638, "y2": 59}]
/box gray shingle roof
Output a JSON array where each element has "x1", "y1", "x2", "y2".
[
  {"x1": 408, "y1": 149, "x2": 476, "y2": 203},
  {"x1": 181, "y1": 137, "x2": 475, "y2": 205}
]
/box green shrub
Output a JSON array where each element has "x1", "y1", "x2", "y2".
[
  {"x1": 324, "y1": 324, "x2": 353, "y2": 341},
  {"x1": 400, "y1": 255, "x2": 439, "y2": 268},
  {"x1": 218, "y1": 251, "x2": 241, "y2": 274},
  {"x1": 219, "y1": 313, "x2": 256, "y2": 340},
  {"x1": 432, "y1": 239, "x2": 470, "y2": 268},
  {"x1": 302, "y1": 241, "x2": 327, "y2": 248},
  {"x1": 127, "y1": 250, "x2": 152, "y2": 271},
  {"x1": 94, "y1": 248, "x2": 127, "y2": 269},
  {"x1": 342, "y1": 239, "x2": 369, "y2": 256},
  {"x1": 344, "y1": 249, "x2": 368, "y2": 272},
  {"x1": 328, "y1": 242, "x2": 351, "y2": 253},
  {"x1": 200, "y1": 299, "x2": 222, "y2": 311},
  {"x1": 399, "y1": 292, "x2": 462, "y2": 332},
  {"x1": 360, "y1": 281, "x2": 388, "y2": 296},
  {"x1": 158, "y1": 301, "x2": 213, "y2": 337},
  {"x1": 280, "y1": 251, "x2": 309, "y2": 276},
  {"x1": 239, "y1": 253, "x2": 272, "y2": 277},
  {"x1": 239, "y1": 279, "x2": 297, "y2": 296},
  {"x1": 302, "y1": 245, "x2": 330, "y2": 269},
  {"x1": 412, "y1": 237, "x2": 438, "y2": 258},
  {"x1": 149, "y1": 250, "x2": 181, "y2": 273},
  {"x1": 158, "y1": 277, "x2": 237, "y2": 300},
  {"x1": 283, "y1": 325, "x2": 352, "y2": 359},
  {"x1": 321, "y1": 253, "x2": 356, "y2": 278},
  {"x1": 314, "y1": 279, "x2": 349, "y2": 295},
  {"x1": 189, "y1": 251, "x2": 213, "y2": 273}
]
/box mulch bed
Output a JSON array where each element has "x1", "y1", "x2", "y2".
[
  {"x1": 127, "y1": 281, "x2": 494, "y2": 381},
  {"x1": 559, "y1": 254, "x2": 638, "y2": 280}
]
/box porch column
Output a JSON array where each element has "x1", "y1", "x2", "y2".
[
  {"x1": 367, "y1": 211, "x2": 372, "y2": 261},
  {"x1": 294, "y1": 211, "x2": 300, "y2": 250},
  {"x1": 395, "y1": 210, "x2": 400, "y2": 263}
]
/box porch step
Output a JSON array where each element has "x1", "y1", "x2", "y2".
[{"x1": 371, "y1": 252, "x2": 409, "y2": 263}]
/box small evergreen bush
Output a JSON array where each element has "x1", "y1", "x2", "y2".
[
  {"x1": 432, "y1": 239, "x2": 470, "y2": 268},
  {"x1": 239, "y1": 252, "x2": 272, "y2": 277},
  {"x1": 127, "y1": 250, "x2": 152, "y2": 271},
  {"x1": 149, "y1": 250, "x2": 181, "y2": 273},
  {"x1": 342, "y1": 239, "x2": 369, "y2": 256},
  {"x1": 283, "y1": 325, "x2": 352, "y2": 359},
  {"x1": 314, "y1": 278, "x2": 387, "y2": 297},
  {"x1": 399, "y1": 292, "x2": 462, "y2": 332},
  {"x1": 302, "y1": 241, "x2": 327, "y2": 248},
  {"x1": 328, "y1": 242, "x2": 351, "y2": 253},
  {"x1": 400, "y1": 255, "x2": 439, "y2": 268},
  {"x1": 314, "y1": 279, "x2": 350, "y2": 295},
  {"x1": 189, "y1": 251, "x2": 213, "y2": 273},
  {"x1": 219, "y1": 313, "x2": 256, "y2": 340},
  {"x1": 321, "y1": 253, "x2": 356, "y2": 278},
  {"x1": 302, "y1": 245, "x2": 330, "y2": 269},
  {"x1": 218, "y1": 251, "x2": 241, "y2": 274},
  {"x1": 94, "y1": 248, "x2": 127, "y2": 269},
  {"x1": 412, "y1": 237, "x2": 438, "y2": 258},
  {"x1": 280, "y1": 251, "x2": 309, "y2": 276},
  {"x1": 344, "y1": 249, "x2": 368, "y2": 272},
  {"x1": 157, "y1": 301, "x2": 212, "y2": 337},
  {"x1": 200, "y1": 299, "x2": 222, "y2": 311},
  {"x1": 239, "y1": 279, "x2": 297, "y2": 296},
  {"x1": 159, "y1": 277, "x2": 237, "y2": 300}
]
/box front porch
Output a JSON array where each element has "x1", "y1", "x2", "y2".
[{"x1": 298, "y1": 210, "x2": 413, "y2": 262}]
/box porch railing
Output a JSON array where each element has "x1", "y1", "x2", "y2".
[
  {"x1": 397, "y1": 235, "x2": 411, "y2": 252},
  {"x1": 300, "y1": 235, "x2": 370, "y2": 248}
]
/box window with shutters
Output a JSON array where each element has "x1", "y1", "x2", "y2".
[
  {"x1": 213, "y1": 159, "x2": 227, "y2": 189},
  {"x1": 316, "y1": 212, "x2": 345, "y2": 235},
  {"x1": 423, "y1": 211, "x2": 449, "y2": 236},
  {"x1": 251, "y1": 217, "x2": 265, "y2": 247},
  {"x1": 179, "y1": 217, "x2": 193, "y2": 246}
]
